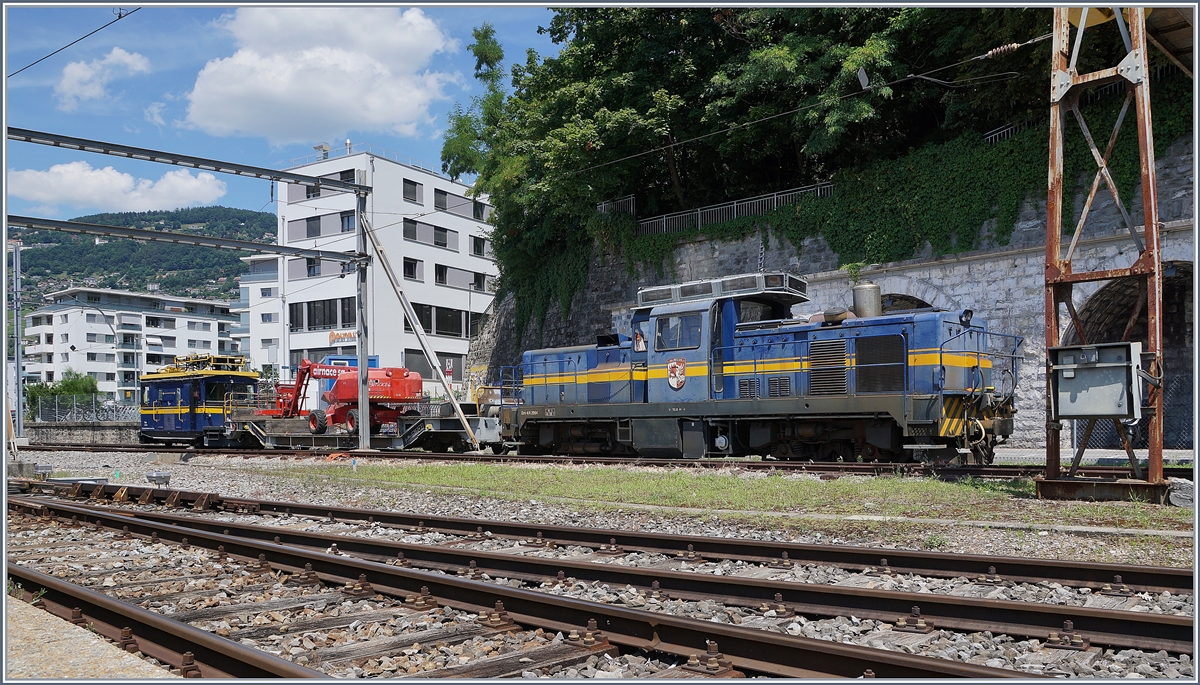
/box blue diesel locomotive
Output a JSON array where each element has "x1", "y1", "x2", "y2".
[
  {"x1": 139, "y1": 354, "x2": 258, "y2": 447},
  {"x1": 500, "y1": 272, "x2": 1022, "y2": 463}
]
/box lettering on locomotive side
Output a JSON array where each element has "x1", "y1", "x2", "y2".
[{"x1": 519, "y1": 409, "x2": 541, "y2": 417}]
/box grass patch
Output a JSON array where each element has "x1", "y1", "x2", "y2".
[{"x1": 226, "y1": 462, "x2": 1192, "y2": 531}]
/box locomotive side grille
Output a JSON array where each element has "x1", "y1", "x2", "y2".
[
  {"x1": 767, "y1": 376, "x2": 791, "y2": 397},
  {"x1": 857, "y1": 335, "x2": 906, "y2": 393},
  {"x1": 809, "y1": 340, "x2": 848, "y2": 395},
  {"x1": 738, "y1": 378, "x2": 759, "y2": 398}
]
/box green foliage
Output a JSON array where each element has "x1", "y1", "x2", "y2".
[
  {"x1": 25, "y1": 369, "x2": 99, "y2": 398},
  {"x1": 13, "y1": 206, "x2": 277, "y2": 299},
  {"x1": 443, "y1": 8, "x2": 1189, "y2": 341}
]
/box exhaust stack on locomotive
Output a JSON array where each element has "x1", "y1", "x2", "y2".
[{"x1": 500, "y1": 271, "x2": 1023, "y2": 464}]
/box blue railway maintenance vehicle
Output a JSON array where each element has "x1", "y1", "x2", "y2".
[
  {"x1": 500, "y1": 272, "x2": 1022, "y2": 464},
  {"x1": 139, "y1": 354, "x2": 259, "y2": 447}
]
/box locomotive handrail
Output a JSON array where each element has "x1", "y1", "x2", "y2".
[{"x1": 936, "y1": 326, "x2": 1023, "y2": 401}]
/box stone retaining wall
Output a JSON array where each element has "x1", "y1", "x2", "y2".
[{"x1": 468, "y1": 137, "x2": 1194, "y2": 449}]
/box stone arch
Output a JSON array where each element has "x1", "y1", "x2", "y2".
[
  {"x1": 881, "y1": 293, "x2": 933, "y2": 313},
  {"x1": 1061, "y1": 261, "x2": 1193, "y2": 449},
  {"x1": 868, "y1": 274, "x2": 959, "y2": 312}
]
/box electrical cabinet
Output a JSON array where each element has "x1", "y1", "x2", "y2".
[{"x1": 1049, "y1": 342, "x2": 1143, "y2": 420}]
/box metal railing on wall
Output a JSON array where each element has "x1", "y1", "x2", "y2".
[
  {"x1": 634, "y1": 183, "x2": 833, "y2": 236},
  {"x1": 29, "y1": 395, "x2": 140, "y2": 423}
]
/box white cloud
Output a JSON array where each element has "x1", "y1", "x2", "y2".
[
  {"x1": 55, "y1": 47, "x2": 150, "y2": 111},
  {"x1": 145, "y1": 102, "x2": 166, "y2": 126},
  {"x1": 185, "y1": 8, "x2": 458, "y2": 145},
  {"x1": 7, "y1": 161, "x2": 226, "y2": 212}
]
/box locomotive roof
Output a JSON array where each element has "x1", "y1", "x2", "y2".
[
  {"x1": 141, "y1": 369, "x2": 259, "y2": 381},
  {"x1": 737, "y1": 308, "x2": 971, "y2": 334},
  {"x1": 636, "y1": 271, "x2": 808, "y2": 309}
]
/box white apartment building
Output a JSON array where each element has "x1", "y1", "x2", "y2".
[
  {"x1": 237, "y1": 143, "x2": 498, "y2": 396},
  {"x1": 23, "y1": 287, "x2": 238, "y2": 403}
]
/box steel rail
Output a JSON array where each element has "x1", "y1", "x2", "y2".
[
  {"x1": 7, "y1": 502, "x2": 1027, "y2": 679},
  {"x1": 17, "y1": 443, "x2": 1193, "y2": 480},
  {"x1": 20, "y1": 496, "x2": 1191, "y2": 655},
  {"x1": 14, "y1": 480, "x2": 1191, "y2": 594},
  {"x1": 5, "y1": 563, "x2": 326, "y2": 678}
]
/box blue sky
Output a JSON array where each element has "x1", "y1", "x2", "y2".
[{"x1": 5, "y1": 6, "x2": 558, "y2": 219}]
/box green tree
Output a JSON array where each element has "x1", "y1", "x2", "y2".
[
  {"x1": 25, "y1": 369, "x2": 100, "y2": 398},
  {"x1": 442, "y1": 8, "x2": 1145, "y2": 339}
]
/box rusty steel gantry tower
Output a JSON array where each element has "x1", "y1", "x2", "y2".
[{"x1": 1041, "y1": 7, "x2": 1175, "y2": 500}]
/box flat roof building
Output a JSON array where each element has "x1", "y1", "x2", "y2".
[
  {"x1": 235, "y1": 142, "x2": 498, "y2": 398},
  {"x1": 23, "y1": 287, "x2": 238, "y2": 403}
]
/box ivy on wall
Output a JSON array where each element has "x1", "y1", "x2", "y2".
[
  {"x1": 518, "y1": 70, "x2": 1191, "y2": 341},
  {"x1": 621, "y1": 70, "x2": 1192, "y2": 274}
]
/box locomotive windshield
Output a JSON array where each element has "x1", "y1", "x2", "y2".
[{"x1": 655, "y1": 313, "x2": 702, "y2": 351}]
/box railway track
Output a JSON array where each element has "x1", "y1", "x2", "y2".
[
  {"x1": 18, "y1": 443, "x2": 1194, "y2": 481},
  {"x1": 7, "y1": 497, "x2": 1024, "y2": 679},
  {"x1": 8, "y1": 480, "x2": 1194, "y2": 678}
]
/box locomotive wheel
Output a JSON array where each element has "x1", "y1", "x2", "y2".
[
  {"x1": 818, "y1": 441, "x2": 854, "y2": 462},
  {"x1": 489, "y1": 443, "x2": 509, "y2": 455},
  {"x1": 308, "y1": 409, "x2": 328, "y2": 435},
  {"x1": 346, "y1": 410, "x2": 360, "y2": 433}
]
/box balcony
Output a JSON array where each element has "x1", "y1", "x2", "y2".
[
  {"x1": 230, "y1": 324, "x2": 251, "y2": 336},
  {"x1": 116, "y1": 342, "x2": 141, "y2": 351},
  {"x1": 239, "y1": 271, "x2": 279, "y2": 284},
  {"x1": 116, "y1": 358, "x2": 139, "y2": 369},
  {"x1": 229, "y1": 299, "x2": 250, "y2": 310},
  {"x1": 117, "y1": 323, "x2": 142, "y2": 331}
]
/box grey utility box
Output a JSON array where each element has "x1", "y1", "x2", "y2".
[{"x1": 1049, "y1": 342, "x2": 1143, "y2": 420}]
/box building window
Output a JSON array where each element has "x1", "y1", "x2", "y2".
[
  {"x1": 472, "y1": 236, "x2": 487, "y2": 257},
  {"x1": 59, "y1": 314, "x2": 69, "y2": 323},
  {"x1": 87, "y1": 353, "x2": 98, "y2": 361},
  {"x1": 104, "y1": 353, "x2": 116, "y2": 362},
  {"x1": 403, "y1": 179, "x2": 422, "y2": 203},
  {"x1": 44, "y1": 334, "x2": 52, "y2": 344},
  {"x1": 146, "y1": 354, "x2": 163, "y2": 365},
  {"x1": 306, "y1": 299, "x2": 337, "y2": 330},
  {"x1": 261, "y1": 313, "x2": 276, "y2": 323},
  {"x1": 435, "y1": 307, "x2": 464, "y2": 338},
  {"x1": 60, "y1": 353, "x2": 70, "y2": 362},
  {"x1": 434, "y1": 227, "x2": 448, "y2": 248},
  {"x1": 45, "y1": 371, "x2": 54, "y2": 382},
  {"x1": 403, "y1": 258, "x2": 421, "y2": 281},
  {"x1": 261, "y1": 338, "x2": 278, "y2": 349},
  {"x1": 122, "y1": 353, "x2": 135, "y2": 365},
  {"x1": 404, "y1": 303, "x2": 433, "y2": 334},
  {"x1": 159, "y1": 338, "x2": 174, "y2": 349},
  {"x1": 404, "y1": 348, "x2": 433, "y2": 379},
  {"x1": 435, "y1": 264, "x2": 448, "y2": 285},
  {"x1": 340, "y1": 211, "x2": 355, "y2": 233},
  {"x1": 305, "y1": 184, "x2": 320, "y2": 199},
  {"x1": 105, "y1": 373, "x2": 116, "y2": 381},
  {"x1": 340, "y1": 297, "x2": 356, "y2": 328},
  {"x1": 187, "y1": 321, "x2": 212, "y2": 332},
  {"x1": 306, "y1": 258, "x2": 320, "y2": 277},
  {"x1": 86, "y1": 333, "x2": 98, "y2": 343},
  {"x1": 260, "y1": 288, "x2": 274, "y2": 298},
  {"x1": 473, "y1": 273, "x2": 487, "y2": 291},
  {"x1": 473, "y1": 201, "x2": 486, "y2": 221},
  {"x1": 470, "y1": 312, "x2": 486, "y2": 338},
  {"x1": 434, "y1": 189, "x2": 448, "y2": 211},
  {"x1": 87, "y1": 294, "x2": 101, "y2": 304},
  {"x1": 122, "y1": 371, "x2": 136, "y2": 383},
  {"x1": 59, "y1": 333, "x2": 69, "y2": 343},
  {"x1": 403, "y1": 219, "x2": 417, "y2": 240},
  {"x1": 339, "y1": 169, "x2": 356, "y2": 183},
  {"x1": 188, "y1": 339, "x2": 198, "y2": 348},
  {"x1": 289, "y1": 303, "x2": 304, "y2": 331},
  {"x1": 306, "y1": 216, "x2": 321, "y2": 238}
]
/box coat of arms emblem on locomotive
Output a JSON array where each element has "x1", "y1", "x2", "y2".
[{"x1": 667, "y1": 358, "x2": 687, "y2": 390}]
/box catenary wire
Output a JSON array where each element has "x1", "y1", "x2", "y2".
[{"x1": 8, "y1": 8, "x2": 142, "y2": 78}]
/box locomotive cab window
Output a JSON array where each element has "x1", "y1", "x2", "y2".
[
  {"x1": 737, "y1": 299, "x2": 779, "y2": 324},
  {"x1": 204, "y1": 382, "x2": 229, "y2": 404},
  {"x1": 655, "y1": 314, "x2": 702, "y2": 351},
  {"x1": 142, "y1": 386, "x2": 153, "y2": 405}
]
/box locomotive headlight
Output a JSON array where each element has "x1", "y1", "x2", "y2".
[{"x1": 959, "y1": 309, "x2": 973, "y2": 327}]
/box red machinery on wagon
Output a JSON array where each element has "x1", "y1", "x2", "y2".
[{"x1": 263, "y1": 359, "x2": 424, "y2": 434}]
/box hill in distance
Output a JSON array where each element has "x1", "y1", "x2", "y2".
[{"x1": 13, "y1": 206, "x2": 277, "y2": 301}]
